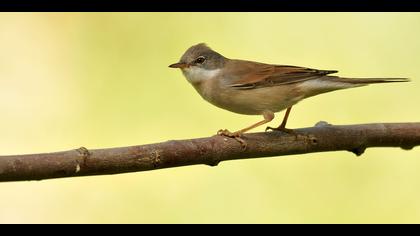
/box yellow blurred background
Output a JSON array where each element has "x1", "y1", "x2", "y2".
[{"x1": 0, "y1": 13, "x2": 419, "y2": 223}]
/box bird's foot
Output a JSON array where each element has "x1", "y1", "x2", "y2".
[
  {"x1": 265, "y1": 126, "x2": 295, "y2": 134},
  {"x1": 217, "y1": 129, "x2": 242, "y2": 137},
  {"x1": 217, "y1": 129, "x2": 247, "y2": 149}
]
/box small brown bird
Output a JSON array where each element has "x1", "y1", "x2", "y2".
[{"x1": 169, "y1": 43, "x2": 409, "y2": 140}]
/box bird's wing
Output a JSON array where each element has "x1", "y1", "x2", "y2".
[{"x1": 226, "y1": 60, "x2": 338, "y2": 90}]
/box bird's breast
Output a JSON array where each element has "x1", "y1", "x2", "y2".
[{"x1": 191, "y1": 77, "x2": 305, "y2": 115}]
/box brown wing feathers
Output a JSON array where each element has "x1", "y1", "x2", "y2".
[{"x1": 230, "y1": 64, "x2": 339, "y2": 90}]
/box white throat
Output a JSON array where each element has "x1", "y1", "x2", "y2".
[{"x1": 182, "y1": 67, "x2": 221, "y2": 84}]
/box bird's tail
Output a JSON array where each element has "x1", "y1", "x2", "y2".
[
  {"x1": 299, "y1": 76, "x2": 410, "y2": 98},
  {"x1": 328, "y1": 77, "x2": 410, "y2": 85}
]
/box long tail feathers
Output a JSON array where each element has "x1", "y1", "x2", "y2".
[
  {"x1": 330, "y1": 77, "x2": 410, "y2": 84},
  {"x1": 300, "y1": 76, "x2": 410, "y2": 97}
]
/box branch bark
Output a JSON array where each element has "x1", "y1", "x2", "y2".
[{"x1": 0, "y1": 122, "x2": 419, "y2": 182}]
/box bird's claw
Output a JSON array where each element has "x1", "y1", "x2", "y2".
[
  {"x1": 217, "y1": 129, "x2": 247, "y2": 149},
  {"x1": 265, "y1": 126, "x2": 295, "y2": 134},
  {"x1": 217, "y1": 129, "x2": 241, "y2": 137}
]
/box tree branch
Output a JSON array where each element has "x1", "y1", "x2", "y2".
[{"x1": 0, "y1": 122, "x2": 419, "y2": 182}]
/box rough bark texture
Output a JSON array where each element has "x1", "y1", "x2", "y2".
[{"x1": 0, "y1": 122, "x2": 419, "y2": 182}]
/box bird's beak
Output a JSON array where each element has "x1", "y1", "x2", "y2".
[{"x1": 169, "y1": 62, "x2": 189, "y2": 69}]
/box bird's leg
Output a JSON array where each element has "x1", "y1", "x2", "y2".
[
  {"x1": 218, "y1": 111, "x2": 275, "y2": 147},
  {"x1": 218, "y1": 111, "x2": 275, "y2": 137},
  {"x1": 265, "y1": 106, "x2": 294, "y2": 133}
]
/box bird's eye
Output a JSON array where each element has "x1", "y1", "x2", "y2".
[{"x1": 195, "y1": 56, "x2": 206, "y2": 64}]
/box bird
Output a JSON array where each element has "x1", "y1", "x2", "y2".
[{"x1": 169, "y1": 43, "x2": 409, "y2": 141}]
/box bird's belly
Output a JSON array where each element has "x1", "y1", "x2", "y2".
[{"x1": 200, "y1": 84, "x2": 304, "y2": 115}]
